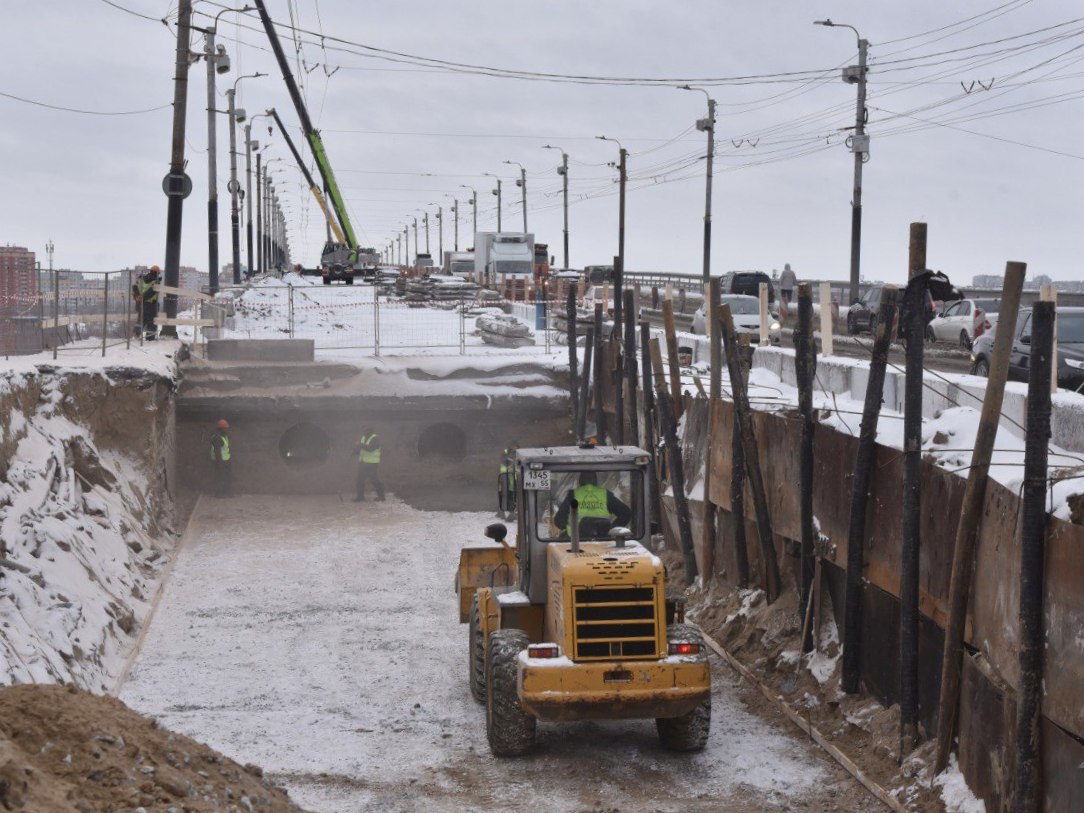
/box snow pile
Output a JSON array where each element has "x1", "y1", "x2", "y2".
[
  {"x1": 0, "y1": 365, "x2": 175, "y2": 692},
  {"x1": 935, "y1": 754, "x2": 987, "y2": 812}
]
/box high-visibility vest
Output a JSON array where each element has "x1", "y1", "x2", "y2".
[
  {"x1": 137, "y1": 276, "x2": 158, "y2": 303},
  {"x1": 499, "y1": 448, "x2": 511, "y2": 474},
  {"x1": 566, "y1": 483, "x2": 609, "y2": 535},
  {"x1": 359, "y1": 433, "x2": 381, "y2": 464},
  {"x1": 211, "y1": 432, "x2": 230, "y2": 462}
]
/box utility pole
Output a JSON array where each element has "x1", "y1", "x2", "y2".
[
  {"x1": 402, "y1": 227, "x2": 408, "y2": 265},
  {"x1": 255, "y1": 150, "x2": 262, "y2": 274},
  {"x1": 424, "y1": 211, "x2": 430, "y2": 254},
  {"x1": 485, "y1": 173, "x2": 502, "y2": 231},
  {"x1": 203, "y1": 26, "x2": 230, "y2": 293},
  {"x1": 597, "y1": 135, "x2": 627, "y2": 291},
  {"x1": 436, "y1": 205, "x2": 443, "y2": 260},
  {"x1": 504, "y1": 161, "x2": 527, "y2": 232},
  {"x1": 461, "y1": 185, "x2": 478, "y2": 247},
  {"x1": 243, "y1": 115, "x2": 269, "y2": 281},
  {"x1": 544, "y1": 146, "x2": 570, "y2": 269},
  {"x1": 682, "y1": 86, "x2": 716, "y2": 282},
  {"x1": 816, "y1": 19, "x2": 869, "y2": 305},
  {"x1": 412, "y1": 217, "x2": 418, "y2": 260},
  {"x1": 161, "y1": 0, "x2": 194, "y2": 337},
  {"x1": 446, "y1": 194, "x2": 459, "y2": 252},
  {"x1": 226, "y1": 75, "x2": 261, "y2": 285}
]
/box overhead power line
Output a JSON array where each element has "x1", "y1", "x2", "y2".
[{"x1": 0, "y1": 89, "x2": 171, "y2": 116}]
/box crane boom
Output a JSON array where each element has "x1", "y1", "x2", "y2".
[
  {"x1": 269, "y1": 108, "x2": 346, "y2": 244},
  {"x1": 253, "y1": 0, "x2": 357, "y2": 247}
]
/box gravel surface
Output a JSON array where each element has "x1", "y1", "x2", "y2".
[{"x1": 121, "y1": 494, "x2": 881, "y2": 812}]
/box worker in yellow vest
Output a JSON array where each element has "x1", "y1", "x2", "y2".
[
  {"x1": 554, "y1": 471, "x2": 632, "y2": 539},
  {"x1": 210, "y1": 418, "x2": 231, "y2": 497},
  {"x1": 131, "y1": 266, "x2": 161, "y2": 340},
  {"x1": 354, "y1": 426, "x2": 385, "y2": 502}
]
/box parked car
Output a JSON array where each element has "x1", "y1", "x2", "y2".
[
  {"x1": 969, "y1": 306, "x2": 1084, "y2": 391},
  {"x1": 721, "y1": 271, "x2": 775, "y2": 306},
  {"x1": 691, "y1": 294, "x2": 782, "y2": 344},
  {"x1": 928, "y1": 297, "x2": 1000, "y2": 348},
  {"x1": 846, "y1": 285, "x2": 889, "y2": 336},
  {"x1": 847, "y1": 285, "x2": 935, "y2": 338}
]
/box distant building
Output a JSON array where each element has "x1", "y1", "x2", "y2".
[
  {"x1": 971, "y1": 274, "x2": 1003, "y2": 289},
  {"x1": 0, "y1": 245, "x2": 39, "y2": 353},
  {"x1": 0, "y1": 244, "x2": 38, "y2": 305},
  {"x1": 179, "y1": 266, "x2": 208, "y2": 292}
]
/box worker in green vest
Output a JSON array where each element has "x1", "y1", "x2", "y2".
[
  {"x1": 131, "y1": 266, "x2": 160, "y2": 340},
  {"x1": 210, "y1": 418, "x2": 231, "y2": 497},
  {"x1": 554, "y1": 471, "x2": 632, "y2": 539},
  {"x1": 354, "y1": 426, "x2": 385, "y2": 502}
]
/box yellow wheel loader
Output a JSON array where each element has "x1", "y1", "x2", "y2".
[{"x1": 456, "y1": 443, "x2": 711, "y2": 757}]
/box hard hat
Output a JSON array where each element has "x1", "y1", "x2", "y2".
[
  {"x1": 150, "y1": 265, "x2": 161, "y2": 272},
  {"x1": 217, "y1": 419, "x2": 229, "y2": 430}
]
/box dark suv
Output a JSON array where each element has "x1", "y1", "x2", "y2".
[
  {"x1": 722, "y1": 271, "x2": 775, "y2": 305},
  {"x1": 970, "y1": 306, "x2": 1084, "y2": 391},
  {"x1": 846, "y1": 285, "x2": 887, "y2": 335}
]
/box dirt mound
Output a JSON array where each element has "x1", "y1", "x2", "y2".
[{"x1": 0, "y1": 684, "x2": 308, "y2": 812}]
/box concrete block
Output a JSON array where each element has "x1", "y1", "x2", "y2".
[{"x1": 206, "y1": 339, "x2": 315, "y2": 363}]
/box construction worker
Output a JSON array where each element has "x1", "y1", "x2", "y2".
[
  {"x1": 210, "y1": 419, "x2": 231, "y2": 497},
  {"x1": 554, "y1": 471, "x2": 632, "y2": 539},
  {"x1": 354, "y1": 426, "x2": 385, "y2": 502},
  {"x1": 131, "y1": 266, "x2": 161, "y2": 340}
]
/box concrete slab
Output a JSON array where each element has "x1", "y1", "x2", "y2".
[{"x1": 206, "y1": 338, "x2": 314, "y2": 362}]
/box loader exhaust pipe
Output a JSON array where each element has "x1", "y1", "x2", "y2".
[{"x1": 570, "y1": 499, "x2": 580, "y2": 553}]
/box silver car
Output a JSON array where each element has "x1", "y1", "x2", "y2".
[{"x1": 692, "y1": 294, "x2": 781, "y2": 344}]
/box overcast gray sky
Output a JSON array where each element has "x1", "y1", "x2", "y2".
[{"x1": 3, "y1": 0, "x2": 1083, "y2": 286}]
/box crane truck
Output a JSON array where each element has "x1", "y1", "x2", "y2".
[
  {"x1": 456, "y1": 443, "x2": 711, "y2": 757},
  {"x1": 255, "y1": 1, "x2": 368, "y2": 284}
]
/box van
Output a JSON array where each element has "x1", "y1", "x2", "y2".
[{"x1": 722, "y1": 271, "x2": 775, "y2": 305}]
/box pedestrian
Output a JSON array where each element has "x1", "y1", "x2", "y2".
[
  {"x1": 132, "y1": 266, "x2": 161, "y2": 340},
  {"x1": 210, "y1": 419, "x2": 232, "y2": 497},
  {"x1": 779, "y1": 263, "x2": 797, "y2": 306},
  {"x1": 355, "y1": 426, "x2": 385, "y2": 502}
]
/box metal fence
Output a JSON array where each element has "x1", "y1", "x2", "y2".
[
  {"x1": 197, "y1": 283, "x2": 558, "y2": 357},
  {"x1": 1, "y1": 270, "x2": 139, "y2": 358}
]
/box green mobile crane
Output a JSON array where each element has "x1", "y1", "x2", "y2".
[{"x1": 254, "y1": 1, "x2": 377, "y2": 283}]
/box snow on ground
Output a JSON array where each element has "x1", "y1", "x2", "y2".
[
  {"x1": 1, "y1": 336, "x2": 182, "y2": 385},
  {"x1": 935, "y1": 754, "x2": 987, "y2": 813},
  {"x1": 202, "y1": 272, "x2": 558, "y2": 363},
  {"x1": 0, "y1": 350, "x2": 178, "y2": 691},
  {"x1": 120, "y1": 494, "x2": 866, "y2": 813}
]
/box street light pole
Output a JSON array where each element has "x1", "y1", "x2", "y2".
[
  {"x1": 504, "y1": 161, "x2": 527, "y2": 232},
  {"x1": 227, "y1": 73, "x2": 263, "y2": 285},
  {"x1": 255, "y1": 149, "x2": 263, "y2": 274},
  {"x1": 204, "y1": 28, "x2": 229, "y2": 292},
  {"x1": 412, "y1": 217, "x2": 419, "y2": 261},
  {"x1": 435, "y1": 205, "x2": 443, "y2": 260},
  {"x1": 244, "y1": 112, "x2": 270, "y2": 281},
  {"x1": 597, "y1": 135, "x2": 627, "y2": 280},
  {"x1": 543, "y1": 145, "x2": 569, "y2": 268},
  {"x1": 460, "y1": 185, "x2": 478, "y2": 247},
  {"x1": 446, "y1": 195, "x2": 459, "y2": 251},
  {"x1": 484, "y1": 173, "x2": 502, "y2": 231},
  {"x1": 681, "y1": 85, "x2": 716, "y2": 283},
  {"x1": 816, "y1": 19, "x2": 870, "y2": 306}
]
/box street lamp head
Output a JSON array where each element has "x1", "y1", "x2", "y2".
[
  {"x1": 215, "y1": 44, "x2": 231, "y2": 74},
  {"x1": 814, "y1": 19, "x2": 833, "y2": 26},
  {"x1": 234, "y1": 107, "x2": 247, "y2": 123}
]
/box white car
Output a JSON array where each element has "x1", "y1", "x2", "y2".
[
  {"x1": 929, "y1": 297, "x2": 1000, "y2": 348},
  {"x1": 691, "y1": 294, "x2": 781, "y2": 344}
]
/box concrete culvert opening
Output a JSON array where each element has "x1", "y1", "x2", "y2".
[
  {"x1": 279, "y1": 422, "x2": 331, "y2": 468},
  {"x1": 417, "y1": 422, "x2": 466, "y2": 462}
]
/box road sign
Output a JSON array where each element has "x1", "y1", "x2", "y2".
[{"x1": 162, "y1": 171, "x2": 193, "y2": 199}]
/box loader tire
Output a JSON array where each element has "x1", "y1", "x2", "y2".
[
  {"x1": 656, "y1": 624, "x2": 711, "y2": 752},
  {"x1": 486, "y1": 629, "x2": 535, "y2": 757},
  {"x1": 468, "y1": 593, "x2": 486, "y2": 703}
]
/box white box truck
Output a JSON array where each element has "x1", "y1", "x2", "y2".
[{"x1": 473, "y1": 232, "x2": 534, "y2": 285}]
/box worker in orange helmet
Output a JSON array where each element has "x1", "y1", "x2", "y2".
[{"x1": 210, "y1": 419, "x2": 232, "y2": 497}]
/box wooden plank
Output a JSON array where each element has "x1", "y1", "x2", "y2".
[
  {"x1": 43, "y1": 313, "x2": 131, "y2": 327},
  {"x1": 154, "y1": 317, "x2": 216, "y2": 327},
  {"x1": 696, "y1": 624, "x2": 911, "y2": 813},
  {"x1": 153, "y1": 283, "x2": 213, "y2": 301}
]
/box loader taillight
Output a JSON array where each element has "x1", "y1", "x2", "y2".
[
  {"x1": 527, "y1": 644, "x2": 560, "y2": 659},
  {"x1": 669, "y1": 642, "x2": 701, "y2": 656}
]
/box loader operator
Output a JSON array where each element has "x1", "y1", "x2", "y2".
[{"x1": 554, "y1": 471, "x2": 632, "y2": 539}]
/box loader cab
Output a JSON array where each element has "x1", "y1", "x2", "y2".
[{"x1": 505, "y1": 446, "x2": 652, "y2": 603}]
